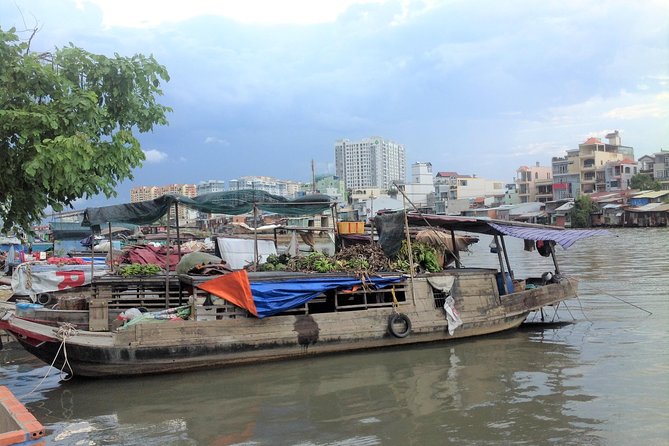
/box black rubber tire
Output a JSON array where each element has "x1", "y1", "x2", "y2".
[{"x1": 388, "y1": 313, "x2": 412, "y2": 338}]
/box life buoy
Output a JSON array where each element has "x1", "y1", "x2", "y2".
[{"x1": 388, "y1": 313, "x2": 412, "y2": 338}]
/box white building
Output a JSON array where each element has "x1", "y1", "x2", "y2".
[
  {"x1": 335, "y1": 137, "x2": 406, "y2": 190},
  {"x1": 397, "y1": 162, "x2": 435, "y2": 209},
  {"x1": 196, "y1": 180, "x2": 226, "y2": 196},
  {"x1": 228, "y1": 176, "x2": 302, "y2": 198}
]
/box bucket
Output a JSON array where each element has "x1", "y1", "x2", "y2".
[
  {"x1": 495, "y1": 272, "x2": 513, "y2": 296},
  {"x1": 337, "y1": 221, "x2": 365, "y2": 234}
]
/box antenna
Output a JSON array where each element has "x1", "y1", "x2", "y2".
[{"x1": 311, "y1": 159, "x2": 316, "y2": 193}]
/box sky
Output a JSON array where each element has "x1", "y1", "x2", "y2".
[{"x1": 2, "y1": 0, "x2": 668, "y2": 207}]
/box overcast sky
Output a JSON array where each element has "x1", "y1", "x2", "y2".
[{"x1": 2, "y1": 0, "x2": 668, "y2": 205}]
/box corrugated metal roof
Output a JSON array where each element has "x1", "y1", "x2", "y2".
[
  {"x1": 628, "y1": 203, "x2": 669, "y2": 212},
  {"x1": 632, "y1": 190, "x2": 669, "y2": 199},
  {"x1": 555, "y1": 202, "x2": 574, "y2": 212}
]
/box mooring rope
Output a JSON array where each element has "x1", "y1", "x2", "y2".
[
  {"x1": 21, "y1": 323, "x2": 78, "y2": 398},
  {"x1": 573, "y1": 277, "x2": 653, "y2": 315}
]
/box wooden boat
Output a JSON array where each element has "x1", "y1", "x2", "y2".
[{"x1": 0, "y1": 193, "x2": 610, "y2": 377}]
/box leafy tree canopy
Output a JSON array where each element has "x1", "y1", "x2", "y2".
[
  {"x1": 630, "y1": 173, "x2": 661, "y2": 191},
  {"x1": 570, "y1": 195, "x2": 596, "y2": 228},
  {"x1": 0, "y1": 27, "x2": 171, "y2": 233}
]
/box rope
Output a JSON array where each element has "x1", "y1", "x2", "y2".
[
  {"x1": 390, "y1": 287, "x2": 399, "y2": 314},
  {"x1": 20, "y1": 323, "x2": 78, "y2": 398},
  {"x1": 573, "y1": 277, "x2": 653, "y2": 315}
]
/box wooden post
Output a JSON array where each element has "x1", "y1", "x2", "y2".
[
  {"x1": 253, "y1": 204, "x2": 259, "y2": 267},
  {"x1": 499, "y1": 235, "x2": 514, "y2": 280},
  {"x1": 175, "y1": 202, "x2": 182, "y2": 260},
  {"x1": 90, "y1": 227, "x2": 95, "y2": 279},
  {"x1": 549, "y1": 242, "x2": 561, "y2": 275},
  {"x1": 165, "y1": 213, "x2": 171, "y2": 308},
  {"x1": 450, "y1": 229, "x2": 461, "y2": 268},
  {"x1": 107, "y1": 222, "x2": 113, "y2": 268}
]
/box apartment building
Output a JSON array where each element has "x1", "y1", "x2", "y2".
[
  {"x1": 652, "y1": 150, "x2": 669, "y2": 190},
  {"x1": 196, "y1": 180, "x2": 226, "y2": 196},
  {"x1": 552, "y1": 130, "x2": 634, "y2": 198},
  {"x1": 515, "y1": 162, "x2": 552, "y2": 203},
  {"x1": 130, "y1": 183, "x2": 196, "y2": 222},
  {"x1": 604, "y1": 159, "x2": 639, "y2": 191},
  {"x1": 433, "y1": 171, "x2": 506, "y2": 213},
  {"x1": 228, "y1": 176, "x2": 302, "y2": 198},
  {"x1": 334, "y1": 137, "x2": 406, "y2": 190}
]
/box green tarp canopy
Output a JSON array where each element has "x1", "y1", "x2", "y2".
[{"x1": 82, "y1": 190, "x2": 333, "y2": 227}]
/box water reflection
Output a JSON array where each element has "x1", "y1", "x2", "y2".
[
  {"x1": 10, "y1": 330, "x2": 603, "y2": 445},
  {"x1": 1, "y1": 228, "x2": 666, "y2": 445}
]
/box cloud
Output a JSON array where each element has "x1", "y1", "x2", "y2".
[
  {"x1": 204, "y1": 137, "x2": 230, "y2": 146},
  {"x1": 604, "y1": 93, "x2": 669, "y2": 119},
  {"x1": 143, "y1": 149, "x2": 168, "y2": 163},
  {"x1": 81, "y1": 0, "x2": 384, "y2": 28}
]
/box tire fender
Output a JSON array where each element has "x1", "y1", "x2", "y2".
[{"x1": 388, "y1": 313, "x2": 412, "y2": 338}]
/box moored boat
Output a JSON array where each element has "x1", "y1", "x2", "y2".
[{"x1": 0, "y1": 193, "x2": 610, "y2": 378}]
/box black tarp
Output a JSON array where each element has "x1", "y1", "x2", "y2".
[{"x1": 82, "y1": 190, "x2": 332, "y2": 227}]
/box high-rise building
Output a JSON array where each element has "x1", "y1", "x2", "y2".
[{"x1": 335, "y1": 137, "x2": 406, "y2": 190}]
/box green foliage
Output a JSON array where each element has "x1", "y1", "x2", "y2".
[
  {"x1": 570, "y1": 195, "x2": 596, "y2": 228},
  {"x1": 117, "y1": 263, "x2": 162, "y2": 276},
  {"x1": 0, "y1": 27, "x2": 172, "y2": 233},
  {"x1": 393, "y1": 241, "x2": 441, "y2": 273},
  {"x1": 630, "y1": 173, "x2": 661, "y2": 191},
  {"x1": 293, "y1": 251, "x2": 336, "y2": 273}
]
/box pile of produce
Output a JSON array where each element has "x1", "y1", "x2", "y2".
[
  {"x1": 254, "y1": 242, "x2": 441, "y2": 274},
  {"x1": 116, "y1": 263, "x2": 163, "y2": 276}
]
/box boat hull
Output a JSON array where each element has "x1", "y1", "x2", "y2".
[{"x1": 1, "y1": 275, "x2": 577, "y2": 377}]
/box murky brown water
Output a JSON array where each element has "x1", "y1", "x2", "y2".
[{"x1": 1, "y1": 227, "x2": 667, "y2": 445}]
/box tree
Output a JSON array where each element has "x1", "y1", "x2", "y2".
[
  {"x1": 0, "y1": 27, "x2": 171, "y2": 233},
  {"x1": 570, "y1": 195, "x2": 596, "y2": 228},
  {"x1": 630, "y1": 173, "x2": 661, "y2": 191}
]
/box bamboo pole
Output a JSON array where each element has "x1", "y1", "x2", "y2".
[{"x1": 402, "y1": 197, "x2": 417, "y2": 305}]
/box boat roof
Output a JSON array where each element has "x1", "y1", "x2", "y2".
[
  {"x1": 405, "y1": 213, "x2": 612, "y2": 249},
  {"x1": 82, "y1": 190, "x2": 333, "y2": 227}
]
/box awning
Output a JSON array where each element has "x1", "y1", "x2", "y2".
[{"x1": 487, "y1": 222, "x2": 612, "y2": 249}]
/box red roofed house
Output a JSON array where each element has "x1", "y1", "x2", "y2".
[{"x1": 552, "y1": 130, "x2": 636, "y2": 198}]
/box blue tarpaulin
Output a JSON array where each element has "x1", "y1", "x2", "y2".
[{"x1": 250, "y1": 276, "x2": 405, "y2": 318}]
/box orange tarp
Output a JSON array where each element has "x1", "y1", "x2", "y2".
[{"x1": 196, "y1": 270, "x2": 257, "y2": 316}]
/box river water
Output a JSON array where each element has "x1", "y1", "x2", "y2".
[{"x1": 1, "y1": 228, "x2": 667, "y2": 445}]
